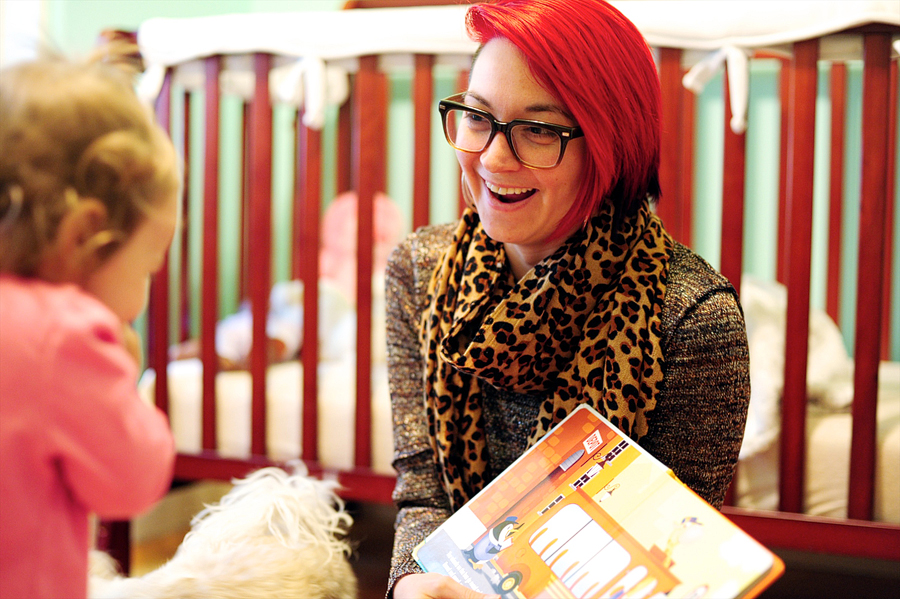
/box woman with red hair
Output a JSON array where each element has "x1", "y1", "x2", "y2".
[{"x1": 385, "y1": 1, "x2": 750, "y2": 597}]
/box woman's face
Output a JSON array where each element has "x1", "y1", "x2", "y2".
[{"x1": 459, "y1": 37, "x2": 585, "y2": 275}]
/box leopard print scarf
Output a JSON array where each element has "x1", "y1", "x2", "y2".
[{"x1": 421, "y1": 199, "x2": 673, "y2": 509}]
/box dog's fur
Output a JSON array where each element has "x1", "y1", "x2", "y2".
[{"x1": 89, "y1": 465, "x2": 357, "y2": 599}]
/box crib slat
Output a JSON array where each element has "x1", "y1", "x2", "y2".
[
  {"x1": 353, "y1": 55, "x2": 383, "y2": 469},
  {"x1": 150, "y1": 70, "x2": 174, "y2": 417},
  {"x1": 826, "y1": 63, "x2": 846, "y2": 325},
  {"x1": 776, "y1": 59, "x2": 790, "y2": 286},
  {"x1": 722, "y1": 64, "x2": 740, "y2": 505},
  {"x1": 779, "y1": 38, "x2": 819, "y2": 514},
  {"x1": 657, "y1": 47, "x2": 687, "y2": 243},
  {"x1": 883, "y1": 60, "x2": 898, "y2": 361},
  {"x1": 201, "y1": 55, "x2": 222, "y2": 452},
  {"x1": 240, "y1": 104, "x2": 250, "y2": 300},
  {"x1": 247, "y1": 53, "x2": 273, "y2": 457},
  {"x1": 96, "y1": 520, "x2": 131, "y2": 576},
  {"x1": 337, "y1": 100, "x2": 353, "y2": 194},
  {"x1": 180, "y1": 93, "x2": 193, "y2": 344},
  {"x1": 413, "y1": 54, "x2": 434, "y2": 230},
  {"x1": 848, "y1": 33, "x2": 893, "y2": 521},
  {"x1": 680, "y1": 83, "x2": 695, "y2": 249},
  {"x1": 720, "y1": 63, "x2": 747, "y2": 296},
  {"x1": 296, "y1": 113, "x2": 322, "y2": 462}
]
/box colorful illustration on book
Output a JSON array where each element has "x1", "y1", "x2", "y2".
[
  {"x1": 414, "y1": 406, "x2": 778, "y2": 599},
  {"x1": 594, "y1": 482, "x2": 619, "y2": 504},
  {"x1": 661, "y1": 517, "x2": 703, "y2": 569},
  {"x1": 463, "y1": 516, "x2": 521, "y2": 569}
]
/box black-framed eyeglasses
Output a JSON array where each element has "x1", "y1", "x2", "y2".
[{"x1": 438, "y1": 93, "x2": 584, "y2": 169}]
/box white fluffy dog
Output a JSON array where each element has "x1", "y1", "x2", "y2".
[{"x1": 89, "y1": 465, "x2": 357, "y2": 599}]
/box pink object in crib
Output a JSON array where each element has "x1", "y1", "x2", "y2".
[{"x1": 319, "y1": 190, "x2": 404, "y2": 303}]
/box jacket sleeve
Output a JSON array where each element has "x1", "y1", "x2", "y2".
[
  {"x1": 49, "y1": 311, "x2": 175, "y2": 519},
  {"x1": 384, "y1": 231, "x2": 452, "y2": 594},
  {"x1": 641, "y1": 281, "x2": 751, "y2": 509}
]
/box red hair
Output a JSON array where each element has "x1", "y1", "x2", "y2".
[{"x1": 465, "y1": 0, "x2": 661, "y2": 234}]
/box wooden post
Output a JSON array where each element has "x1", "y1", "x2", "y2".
[
  {"x1": 247, "y1": 53, "x2": 273, "y2": 457},
  {"x1": 779, "y1": 38, "x2": 818, "y2": 514},
  {"x1": 848, "y1": 33, "x2": 892, "y2": 521},
  {"x1": 201, "y1": 55, "x2": 221, "y2": 451}
]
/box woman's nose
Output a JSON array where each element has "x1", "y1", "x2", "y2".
[{"x1": 480, "y1": 131, "x2": 520, "y2": 172}]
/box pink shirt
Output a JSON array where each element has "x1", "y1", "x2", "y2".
[{"x1": 0, "y1": 275, "x2": 175, "y2": 599}]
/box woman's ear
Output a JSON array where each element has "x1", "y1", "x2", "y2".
[{"x1": 37, "y1": 199, "x2": 110, "y2": 284}]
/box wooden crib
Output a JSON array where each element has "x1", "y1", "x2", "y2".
[{"x1": 98, "y1": 0, "x2": 900, "y2": 574}]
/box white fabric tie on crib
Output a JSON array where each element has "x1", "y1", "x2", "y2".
[
  {"x1": 136, "y1": 64, "x2": 166, "y2": 107},
  {"x1": 682, "y1": 46, "x2": 751, "y2": 135},
  {"x1": 298, "y1": 58, "x2": 326, "y2": 129}
]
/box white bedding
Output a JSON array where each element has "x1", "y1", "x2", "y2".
[
  {"x1": 735, "y1": 361, "x2": 900, "y2": 523},
  {"x1": 740, "y1": 276, "x2": 858, "y2": 460},
  {"x1": 735, "y1": 276, "x2": 900, "y2": 523},
  {"x1": 138, "y1": 357, "x2": 395, "y2": 476}
]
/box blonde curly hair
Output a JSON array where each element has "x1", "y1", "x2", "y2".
[{"x1": 0, "y1": 56, "x2": 179, "y2": 277}]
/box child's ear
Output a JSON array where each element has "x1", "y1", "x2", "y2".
[{"x1": 37, "y1": 199, "x2": 109, "y2": 284}]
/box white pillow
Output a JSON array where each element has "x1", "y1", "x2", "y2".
[{"x1": 739, "y1": 275, "x2": 855, "y2": 460}]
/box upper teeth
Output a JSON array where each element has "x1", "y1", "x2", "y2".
[{"x1": 486, "y1": 182, "x2": 534, "y2": 196}]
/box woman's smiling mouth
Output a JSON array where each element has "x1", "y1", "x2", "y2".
[{"x1": 485, "y1": 181, "x2": 537, "y2": 204}]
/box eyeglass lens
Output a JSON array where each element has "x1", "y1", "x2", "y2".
[{"x1": 443, "y1": 107, "x2": 563, "y2": 168}]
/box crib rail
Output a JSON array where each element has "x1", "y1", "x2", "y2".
[{"x1": 131, "y1": 9, "x2": 900, "y2": 569}]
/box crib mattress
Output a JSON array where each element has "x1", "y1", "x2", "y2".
[
  {"x1": 735, "y1": 361, "x2": 900, "y2": 524},
  {"x1": 138, "y1": 358, "x2": 394, "y2": 476}
]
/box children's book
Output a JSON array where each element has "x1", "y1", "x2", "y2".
[{"x1": 413, "y1": 404, "x2": 784, "y2": 599}]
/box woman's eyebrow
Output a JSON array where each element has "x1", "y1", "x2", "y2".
[{"x1": 464, "y1": 91, "x2": 570, "y2": 120}]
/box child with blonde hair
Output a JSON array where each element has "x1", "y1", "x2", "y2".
[{"x1": 0, "y1": 56, "x2": 178, "y2": 598}]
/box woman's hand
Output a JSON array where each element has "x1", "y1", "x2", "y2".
[
  {"x1": 394, "y1": 573, "x2": 500, "y2": 599},
  {"x1": 120, "y1": 321, "x2": 143, "y2": 366}
]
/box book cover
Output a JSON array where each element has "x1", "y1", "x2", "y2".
[{"x1": 413, "y1": 404, "x2": 784, "y2": 598}]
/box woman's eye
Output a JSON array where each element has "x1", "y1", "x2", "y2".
[
  {"x1": 520, "y1": 125, "x2": 558, "y2": 144},
  {"x1": 463, "y1": 112, "x2": 491, "y2": 129}
]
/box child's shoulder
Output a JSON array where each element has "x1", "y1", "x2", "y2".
[
  {"x1": 0, "y1": 275, "x2": 119, "y2": 337},
  {"x1": 0, "y1": 276, "x2": 133, "y2": 402}
]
